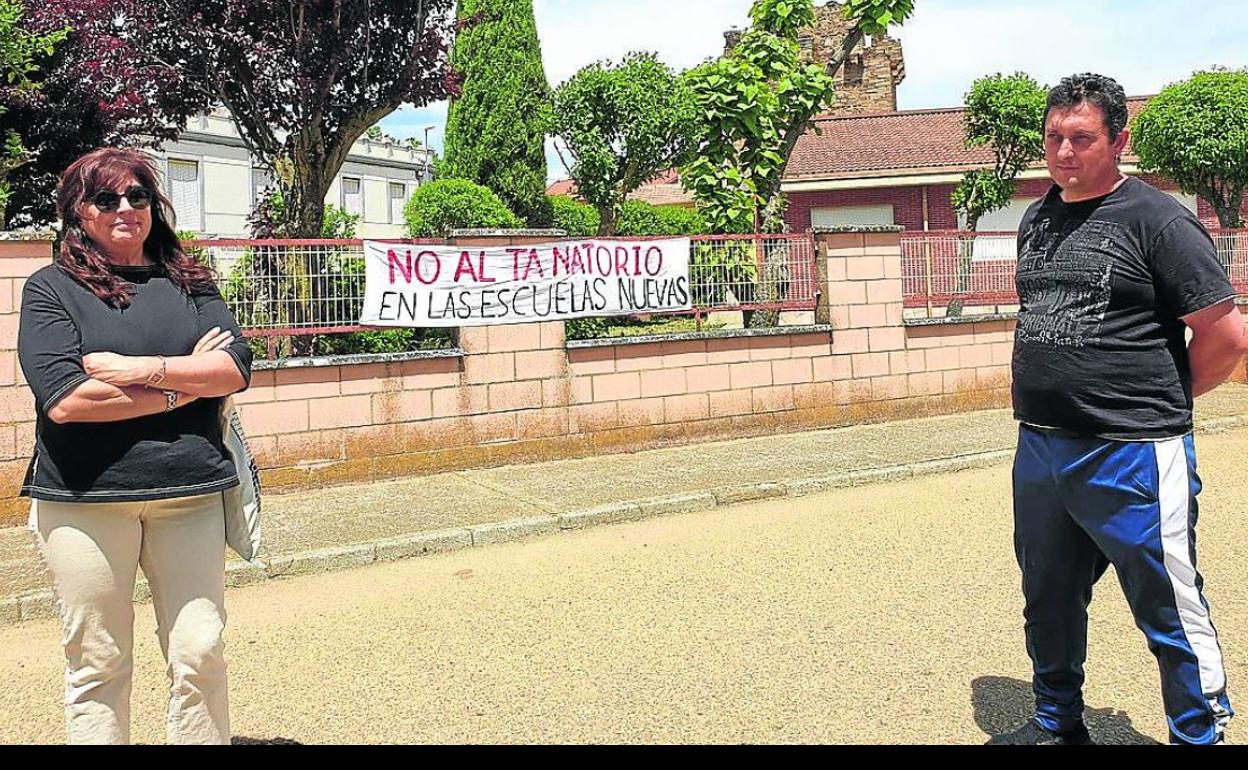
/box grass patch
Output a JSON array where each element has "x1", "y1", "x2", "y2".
[{"x1": 566, "y1": 315, "x2": 727, "y2": 340}]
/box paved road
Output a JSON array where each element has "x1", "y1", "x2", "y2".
[{"x1": 3, "y1": 427, "x2": 1246, "y2": 744}]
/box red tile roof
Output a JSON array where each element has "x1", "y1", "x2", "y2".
[
  {"x1": 787, "y1": 97, "x2": 1151, "y2": 181},
  {"x1": 628, "y1": 183, "x2": 696, "y2": 207},
  {"x1": 546, "y1": 168, "x2": 694, "y2": 205}
]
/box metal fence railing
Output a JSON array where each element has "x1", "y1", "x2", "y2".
[
  {"x1": 685, "y1": 233, "x2": 819, "y2": 326},
  {"x1": 1210, "y1": 230, "x2": 1248, "y2": 293},
  {"x1": 902, "y1": 228, "x2": 1248, "y2": 318},
  {"x1": 899, "y1": 231, "x2": 1019, "y2": 317},
  {"x1": 189, "y1": 233, "x2": 821, "y2": 342},
  {"x1": 192, "y1": 238, "x2": 372, "y2": 338}
]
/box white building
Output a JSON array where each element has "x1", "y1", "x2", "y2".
[{"x1": 152, "y1": 109, "x2": 433, "y2": 239}]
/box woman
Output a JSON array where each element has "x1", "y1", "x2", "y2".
[{"x1": 16, "y1": 147, "x2": 252, "y2": 745}]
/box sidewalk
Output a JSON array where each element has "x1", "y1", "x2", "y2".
[{"x1": 3, "y1": 383, "x2": 1246, "y2": 625}]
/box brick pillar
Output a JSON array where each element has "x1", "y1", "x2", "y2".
[
  {"x1": 815, "y1": 227, "x2": 906, "y2": 403},
  {"x1": 446, "y1": 231, "x2": 572, "y2": 454},
  {"x1": 0, "y1": 237, "x2": 54, "y2": 526}
]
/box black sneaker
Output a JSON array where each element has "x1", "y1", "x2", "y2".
[{"x1": 985, "y1": 719, "x2": 1094, "y2": 745}]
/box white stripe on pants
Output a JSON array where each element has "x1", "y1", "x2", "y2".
[{"x1": 30, "y1": 493, "x2": 230, "y2": 745}]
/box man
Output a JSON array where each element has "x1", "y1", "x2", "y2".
[{"x1": 989, "y1": 73, "x2": 1248, "y2": 746}]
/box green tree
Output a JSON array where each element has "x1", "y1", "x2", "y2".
[
  {"x1": 0, "y1": 0, "x2": 66, "y2": 224},
  {"x1": 951, "y1": 72, "x2": 1046, "y2": 233},
  {"x1": 442, "y1": 0, "x2": 551, "y2": 227},
  {"x1": 681, "y1": 0, "x2": 914, "y2": 234},
  {"x1": 946, "y1": 72, "x2": 1046, "y2": 310},
  {"x1": 552, "y1": 52, "x2": 702, "y2": 236},
  {"x1": 1133, "y1": 69, "x2": 1248, "y2": 228}
]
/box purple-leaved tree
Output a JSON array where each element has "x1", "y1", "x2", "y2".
[
  {"x1": 138, "y1": 0, "x2": 457, "y2": 237},
  {"x1": 1, "y1": 1, "x2": 207, "y2": 228}
]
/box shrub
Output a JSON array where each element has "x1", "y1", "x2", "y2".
[
  {"x1": 564, "y1": 316, "x2": 613, "y2": 340},
  {"x1": 312, "y1": 328, "x2": 453, "y2": 356},
  {"x1": 404, "y1": 179, "x2": 522, "y2": 237},
  {"x1": 321, "y1": 203, "x2": 361, "y2": 239},
  {"x1": 548, "y1": 195, "x2": 599, "y2": 236},
  {"x1": 615, "y1": 200, "x2": 708, "y2": 236}
]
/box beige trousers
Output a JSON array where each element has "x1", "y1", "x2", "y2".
[{"x1": 30, "y1": 493, "x2": 230, "y2": 745}]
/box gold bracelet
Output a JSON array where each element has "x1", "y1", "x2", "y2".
[
  {"x1": 162, "y1": 389, "x2": 178, "y2": 412},
  {"x1": 147, "y1": 355, "x2": 167, "y2": 388}
]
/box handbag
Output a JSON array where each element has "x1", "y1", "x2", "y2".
[{"x1": 220, "y1": 396, "x2": 263, "y2": 562}]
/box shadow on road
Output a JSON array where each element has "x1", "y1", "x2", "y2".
[
  {"x1": 232, "y1": 735, "x2": 305, "y2": 745},
  {"x1": 971, "y1": 675, "x2": 1159, "y2": 745}
]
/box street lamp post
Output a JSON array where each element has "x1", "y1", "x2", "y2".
[{"x1": 422, "y1": 125, "x2": 436, "y2": 182}]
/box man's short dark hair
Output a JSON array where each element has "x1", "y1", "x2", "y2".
[{"x1": 1044, "y1": 73, "x2": 1129, "y2": 139}]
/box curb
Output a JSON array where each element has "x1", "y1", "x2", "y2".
[{"x1": 4, "y1": 415, "x2": 1245, "y2": 627}]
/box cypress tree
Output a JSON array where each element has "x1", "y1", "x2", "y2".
[{"x1": 443, "y1": 0, "x2": 552, "y2": 227}]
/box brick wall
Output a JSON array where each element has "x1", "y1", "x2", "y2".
[
  {"x1": 0, "y1": 239, "x2": 49, "y2": 523},
  {"x1": 3, "y1": 230, "x2": 1241, "y2": 525},
  {"x1": 819, "y1": 230, "x2": 1013, "y2": 405},
  {"x1": 802, "y1": 1, "x2": 904, "y2": 116}
]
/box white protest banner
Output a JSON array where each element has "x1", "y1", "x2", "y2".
[{"x1": 359, "y1": 238, "x2": 692, "y2": 327}]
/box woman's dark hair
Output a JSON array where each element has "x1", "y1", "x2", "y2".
[
  {"x1": 1044, "y1": 73, "x2": 1129, "y2": 140},
  {"x1": 56, "y1": 147, "x2": 216, "y2": 308}
]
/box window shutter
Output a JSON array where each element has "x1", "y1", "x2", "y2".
[{"x1": 168, "y1": 160, "x2": 201, "y2": 232}]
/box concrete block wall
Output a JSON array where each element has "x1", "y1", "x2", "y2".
[
  {"x1": 0, "y1": 239, "x2": 50, "y2": 521},
  {"x1": 220, "y1": 229, "x2": 1017, "y2": 500},
  {"x1": 818, "y1": 230, "x2": 1013, "y2": 408},
  {"x1": 3, "y1": 230, "x2": 1241, "y2": 524}
]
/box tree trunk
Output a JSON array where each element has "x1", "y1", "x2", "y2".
[
  {"x1": 278, "y1": 136, "x2": 337, "y2": 356},
  {"x1": 598, "y1": 204, "x2": 617, "y2": 237},
  {"x1": 1212, "y1": 197, "x2": 1244, "y2": 229},
  {"x1": 1209, "y1": 196, "x2": 1244, "y2": 271},
  {"x1": 286, "y1": 147, "x2": 332, "y2": 239},
  {"x1": 949, "y1": 212, "x2": 981, "y2": 317}
]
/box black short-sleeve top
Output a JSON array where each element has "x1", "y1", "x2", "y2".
[
  {"x1": 1011, "y1": 177, "x2": 1237, "y2": 440},
  {"x1": 17, "y1": 262, "x2": 253, "y2": 502}
]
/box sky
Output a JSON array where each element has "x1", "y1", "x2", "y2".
[{"x1": 379, "y1": 1, "x2": 1248, "y2": 183}]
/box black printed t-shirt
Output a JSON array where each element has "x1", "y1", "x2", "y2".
[
  {"x1": 1011, "y1": 177, "x2": 1236, "y2": 440},
  {"x1": 17, "y1": 262, "x2": 252, "y2": 502}
]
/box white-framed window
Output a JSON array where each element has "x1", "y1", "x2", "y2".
[
  {"x1": 342, "y1": 176, "x2": 363, "y2": 216},
  {"x1": 956, "y1": 196, "x2": 1040, "y2": 234},
  {"x1": 955, "y1": 196, "x2": 1040, "y2": 261},
  {"x1": 389, "y1": 182, "x2": 408, "y2": 224},
  {"x1": 252, "y1": 167, "x2": 274, "y2": 207},
  {"x1": 167, "y1": 158, "x2": 202, "y2": 232},
  {"x1": 811, "y1": 204, "x2": 895, "y2": 228}
]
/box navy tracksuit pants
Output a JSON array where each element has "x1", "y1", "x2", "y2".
[{"x1": 1013, "y1": 425, "x2": 1232, "y2": 744}]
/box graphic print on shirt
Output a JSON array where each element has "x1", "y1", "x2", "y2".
[{"x1": 1015, "y1": 218, "x2": 1123, "y2": 348}]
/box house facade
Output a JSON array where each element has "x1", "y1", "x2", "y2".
[
  {"x1": 152, "y1": 109, "x2": 434, "y2": 239},
  {"x1": 781, "y1": 97, "x2": 1248, "y2": 233},
  {"x1": 552, "y1": 93, "x2": 1248, "y2": 236}
]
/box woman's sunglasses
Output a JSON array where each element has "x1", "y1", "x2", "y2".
[{"x1": 88, "y1": 186, "x2": 154, "y2": 213}]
